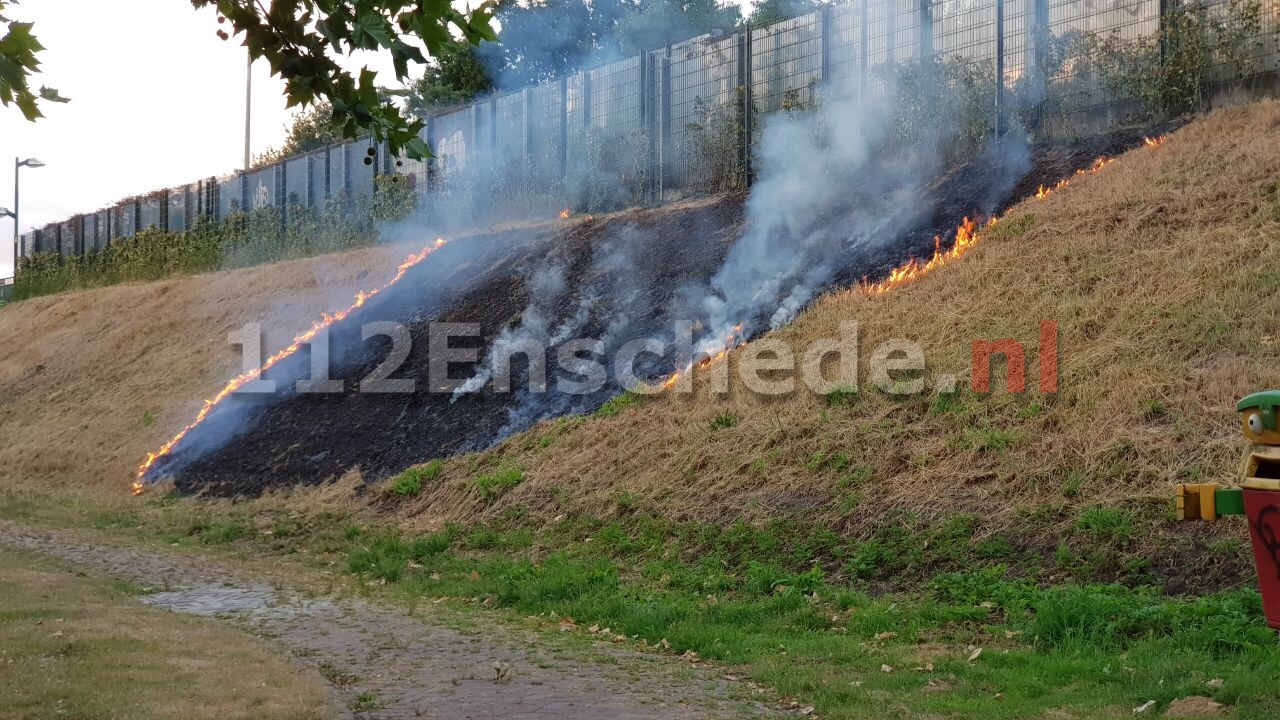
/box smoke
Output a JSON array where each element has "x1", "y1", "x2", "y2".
[
  {"x1": 446, "y1": 42, "x2": 1038, "y2": 444},
  {"x1": 691, "y1": 61, "x2": 1032, "y2": 354},
  {"x1": 156, "y1": 6, "x2": 1048, "y2": 490}
]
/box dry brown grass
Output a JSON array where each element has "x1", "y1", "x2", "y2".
[
  {"x1": 389, "y1": 102, "x2": 1280, "y2": 545},
  {"x1": 0, "y1": 549, "x2": 334, "y2": 719},
  {"x1": 0, "y1": 241, "x2": 426, "y2": 497}
]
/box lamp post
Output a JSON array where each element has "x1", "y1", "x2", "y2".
[{"x1": 12, "y1": 157, "x2": 44, "y2": 277}]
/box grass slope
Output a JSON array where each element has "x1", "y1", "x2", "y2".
[{"x1": 388, "y1": 102, "x2": 1280, "y2": 591}]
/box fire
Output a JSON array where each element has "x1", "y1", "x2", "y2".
[
  {"x1": 651, "y1": 135, "x2": 1169, "y2": 393},
  {"x1": 862, "y1": 143, "x2": 1153, "y2": 297},
  {"x1": 560, "y1": 207, "x2": 571, "y2": 219},
  {"x1": 657, "y1": 323, "x2": 744, "y2": 390},
  {"x1": 132, "y1": 238, "x2": 449, "y2": 494}
]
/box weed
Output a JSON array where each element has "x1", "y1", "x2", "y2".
[
  {"x1": 142, "y1": 410, "x2": 156, "y2": 427},
  {"x1": 708, "y1": 412, "x2": 739, "y2": 431},
  {"x1": 595, "y1": 391, "x2": 642, "y2": 418},
  {"x1": 1075, "y1": 506, "x2": 1135, "y2": 546},
  {"x1": 1142, "y1": 398, "x2": 1168, "y2": 422},
  {"x1": 472, "y1": 465, "x2": 524, "y2": 501},
  {"x1": 803, "y1": 451, "x2": 826, "y2": 472},
  {"x1": 1061, "y1": 471, "x2": 1085, "y2": 498},
  {"x1": 824, "y1": 384, "x2": 858, "y2": 406},
  {"x1": 350, "y1": 691, "x2": 383, "y2": 712},
  {"x1": 390, "y1": 460, "x2": 442, "y2": 496},
  {"x1": 613, "y1": 490, "x2": 636, "y2": 513},
  {"x1": 952, "y1": 427, "x2": 1017, "y2": 452},
  {"x1": 348, "y1": 529, "x2": 455, "y2": 581},
  {"x1": 187, "y1": 519, "x2": 248, "y2": 545},
  {"x1": 987, "y1": 212, "x2": 1036, "y2": 239},
  {"x1": 837, "y1": 465, "x2": 873, "y2": 489}
]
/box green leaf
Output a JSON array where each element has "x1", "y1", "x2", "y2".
[{"x1": 38, "y1": 86, "x2": 66, "y2": 103}]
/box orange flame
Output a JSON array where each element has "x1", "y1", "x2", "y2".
[
  {"x1": 860, "y1": 147, "x2": 1141, "y2": 297},
  {"x1": 132, "y1": 238, "x2": 449, "y2": 494},
  {"x1": 649, "y1": 138, "x2": 1168, "y2": 395},
  {"x1": 560, "y1": 207, "x2": 572, "y2": 219}
]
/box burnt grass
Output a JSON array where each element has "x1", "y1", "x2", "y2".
[{"x1": 166, "y1": 126, "x2": 1177, "y2": 497}]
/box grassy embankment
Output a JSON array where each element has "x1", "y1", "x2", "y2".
[{"x1": 3, "y1": 102, "x2": 1280, "y2": 718}]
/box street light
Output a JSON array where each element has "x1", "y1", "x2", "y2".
[{"x1": 12, "y1": 157, "x2": 44, "y2": 275}]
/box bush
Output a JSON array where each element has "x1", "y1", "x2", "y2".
[
  {"x1": 1088, "y1": 0, "x2": 1264, "y2": 119},
  {"x1": 12, "y1": 178, "x2": 416, "y2": 302}
]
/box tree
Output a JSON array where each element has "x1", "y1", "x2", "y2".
[
  {"x1": 745, "y1": 0, "x2": 824, "y2": 27},
  {"x1": 193, "y1": 0, "x2": 498, "y2": 159},
  {"x1": 613, "y1": 0, "x2": 741, "y2": 54},
  {"x1": 404, "y1": 42, "x2": 493, "y2": 116},
  {"x1": 481, "y1": 0, "x2": 607, "y2": 87},
  {"x1": 253, "y1": 101, "x2": 340, "y2": 167},
  {"x1": 0, "y1": 0, "x2": 67, "y2": 120},
  {"x1": 478, "y1": 0, "x2": 741, "y2": 88}
]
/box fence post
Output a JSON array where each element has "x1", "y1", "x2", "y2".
[
  {"x1": 489, "y1": 97, "x2": 499, "y2": 163},
  {"x1": 995, "y1": 0, "x2": 1006, "y2": 140},
  {"x1": 886, "y1": 0, "x2": 896, "y2": 64},
  {"x1": 919, "y1": 0, "x2": 933, "y2": 60},
  {"x1": 737, "y1": 31, "x2": 754, "y2": 188},
  {"x1": 277, "y1": 162, "x2": 287, "y2": 235},
  {"x1": 821, "y1": 4, "x2": 833, "y2": 83},
  {"x1": 660, "y1": 44, "x2": 672, "y2": 198},
  {"x1": 582, "y1": 68, "x2": 593, "y2": 129},
  {"x1": 640, "y1": 52, "x2": 654, "y2": 203},
  {"x1": 859, "y1": 0, "x2": 870, "y2": 99},
  {"x1": 558, "y1": 77, "x2": 569, "y2": 187},
  {"x1": 522, "y1": 88, "x2": 533, "y2": 176},
  {"x1": 1032, "y1": 0, "x2": 1049, "y2": 131}
]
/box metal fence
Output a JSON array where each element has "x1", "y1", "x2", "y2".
[{"x1": 18, "y1": 0, "x2": 1280, "y2": 262}]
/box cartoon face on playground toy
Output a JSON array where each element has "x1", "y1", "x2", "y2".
[
  {"x1": 1239, "y1": 390, "x2": 1280, "y2": 447},
  {"x1": 1176, "y1": 390, "x2": 1280, "y2": 630}
]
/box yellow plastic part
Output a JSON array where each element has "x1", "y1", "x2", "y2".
[
  {"x1": 1175, "y1": 482, "x2": 1219, "y2": 521},
  {"x1": 1241, "y1": 445, "x2": 1280, "y2": 488}
]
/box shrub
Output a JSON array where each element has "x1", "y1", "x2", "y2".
[{"x1": 12, "y1": 179, "x2": 416, "y2": 302}]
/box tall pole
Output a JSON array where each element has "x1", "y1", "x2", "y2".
[
  {"x1": 13, "y1": 157, "x2": 19, "y2": 272},
  {"x1": 244, "y1": 53, "x2": 253, "y2": 172}
]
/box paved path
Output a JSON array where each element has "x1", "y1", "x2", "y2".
[{"x1": 0, "y1": 521, "x2": 784, "y2": 720}]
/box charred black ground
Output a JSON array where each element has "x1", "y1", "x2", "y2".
[{"x1": 163, "y1": 126, "x2": 1175, "y2": 496}]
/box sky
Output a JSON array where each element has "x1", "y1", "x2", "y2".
[
  {"x1": 0, "y1": 0, "x2": 755, "y2": 279},
  {"x1": 0, "y1": 0, "x2": 411, "y2": 279}
]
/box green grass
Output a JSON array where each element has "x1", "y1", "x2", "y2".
[
  {"x1": 825, "y1": 384, "x2": 859, "y2": 406},
  {"x1": 390, "y1": 460, "x2": 443, "y2": 496},
  {"x1": 329, "y1": 518, "x2": 1279, "y2": 720},
  {"x1": 1075, "y1": 506, "x2": 1136, "y2": 546},
  {"x1": 595, "y1": 391, "x2": 643, "y2": 418},
  {"x1": 708, "y1": 412, "x2": 739, "y2": 431},
  {"x1": 472, "y1": 465, "x2": 524, "y2": 501},
  {"x1": 25, "y1": 489, "x2": 1271, "y2": 720}
]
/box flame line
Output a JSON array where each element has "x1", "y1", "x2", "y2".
[
  {"x1": 132, "y1": 238, "x2": 448, "y2": 493},
  {"x1": 650, "y1": 135, "x2": 1167, "y2": 391}
]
